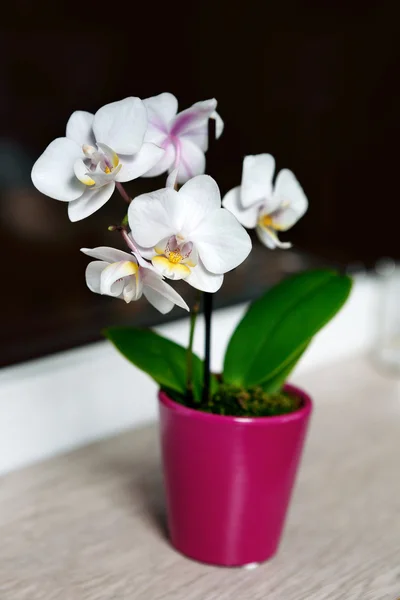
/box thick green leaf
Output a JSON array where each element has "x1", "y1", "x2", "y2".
[
  {"x1": 258, "y1": 341, "x2": 310, "y2": 393},
  {"x1": 104, "y1": 327, "x2": 210, "y2": 402},
  {"x1": 223, "y1": 269, "x2": 352, "y2": 388}
]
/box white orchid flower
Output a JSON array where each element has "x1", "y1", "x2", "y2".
[
  {"x1": 31, "y1": 98, "x2": 164, "y2": 222},
  {"x1": 141, "y1": 93, "x2": 224, "y2": 184},
  {"x1": 128, "y1": 175, "x2": 252, "y2": 293},
  {"x1": 81, "y1": 246, "x2": 188, "y2": 314},
  {"x1": 222, "y1": 154, "x2": 308, "y2": 249}
]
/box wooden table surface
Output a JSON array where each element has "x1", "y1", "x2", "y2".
[{"x1": 1, "y1": 357, "x2": 399, "y2": 600}]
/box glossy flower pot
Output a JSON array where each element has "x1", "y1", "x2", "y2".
[{"x1": 158, "y1": 384, "x2": 312, "y2": 567}]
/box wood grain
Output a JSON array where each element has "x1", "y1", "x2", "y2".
[{"x1": 1, "y1": 357, "x2": 399, "y2": 599}]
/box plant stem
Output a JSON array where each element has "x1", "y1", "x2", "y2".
[
  {"x1": 115, "y1": 182, "x2": 131, "y2": 205},
  {"x1": 201, "y1": 116, "x2": 217, "y2": 404},
  {"x1": 109, "y1": 224, "x2": 139, "y2": 254},
  {"x1": 186, "y1": 294, "x2": 200, "y2": 402},
  {"x1": 202, "y1": 292, "x2": 213, "y2": 403},
  {"x1": 120, "y1": 228, "x2": 138, "y2": 253}
]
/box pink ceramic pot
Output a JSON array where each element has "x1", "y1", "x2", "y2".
[{"x1": 158, "y1": 384, "x2": 312, "y2": 567}]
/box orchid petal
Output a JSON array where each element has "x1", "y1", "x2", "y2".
[
  {"x1": 142, "y1": 287, "x2": 174, "y2": 314},
  {"x1": 171, "y1": 98, "x2": 217, "y2": 141},
  {"x1": 175, "y1": 138, "x2": 206, "y2": 184},
  {"x1": 73, "y1": 158, "x2": 95, "y2": 186},
  {"x1": 143, "y1": 287, "x2": 174, "y2": 315},
  {"x1": 122, "y1": 280, "x2": 135, "y2": 303},
  {"x1": 85, "y1": 261, "x2": 108, "y2": 294},
  {"x1": 271, "y1": 169, "x2": 308, "y2": 230},
  {"x1": 261, "y1": 194, "x2": 284, "y2": 216},
  {"x1": 131, "y1": 248, "x2": 155, "y2": 270},
  {"x1": 178, "y1": 107, "x2": 224, "y2": 152},
  {"x1": 177, "y1": 125, "x2": 207, "y2": 153},
  {"x1": 144, "y1": 125, "x2": 168, "y2": 148},
  {"x1": 185, "y1": 260, "x2": 224, "y2": 292},
  {"x1": 143, "y1": 92, "x2": 178, "y2": 133},
  {"x1": 177, "y1": 190, "x2": 221, "y2": 237},
  {"x1": 179, "y1": 174, "x2": 221, "y2": 213},
  {"x1": 182, "y1": 243, "x2": 198, "y2": 267},
  {"x1": 142, "y1": 269, "x2": 189, "y2": 312},
  {"x1": 100, "y1": 260, "x2": 139, "y2": 297},
  {"x1": 93, "y1": 97, "x2": 147, "y2": 155},
  {"x1": 222, "y1": 186, "x2": 260, "y2": 228},
  {"x1": 123, "y1": 272, "x2": 143, "y2": 303},
  {"x1": 66, "y1": 111, "x2": 95, "y2": 146},
  {"x1": 81, "y1": 247, "x2": 135, "y2": 263},
  {"x1": 128, "y1": 188, "x2": 180, "y2": 247},
  {"x1": 68, "y1": 182, "x2": 115, "y2": 222},
  {"x1": 141, "y1": 142, "x2": 175, "y2": 178},
  {"x1": 31, "y1": 138, "x2": 85, "y2": 202},
  {"x1": 241, "y1": 154, "x2": 276, "y2": 209},
  {"x1": 256, "y1": 225, "x2": 292, "y2": 249},
  {"x1": 212, "y1": 111, "x2": 224, "y2": 139},
  {"x1": 131, "y1": 242, "x2": 157, "y2": 261},
  {"x1": 166, "y1": 167, "x2": 179, "y2": 189},
  {"x1": 116, "y1": 143, "x2": 165, "y2": 183},
  {"x1": 190, "y1": 208, "x2": 252, "y2": 274}
]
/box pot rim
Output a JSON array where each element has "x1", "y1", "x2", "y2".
[{"x1": 158, "y1": 383, "x2": 312, "y2": 425}]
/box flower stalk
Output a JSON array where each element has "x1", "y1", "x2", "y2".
[
  {"x1": 120, "y1": 228, "x2": 138, "y2": 253},
  {"x1": 202, "y1": 292, "x2": 213, "y2": 403},
  {"x1": 186, "y1": 293, "x2": 201, "y2": 402},
  {"x1": 116, "y1": 182, "x2": 132, "y2": 205},
  {"x1": 202, "y1": 117, "x2": 217, "y2": 403},
  {"x1": 108, "y1": 224, "x2": 137, "y2": 253}
]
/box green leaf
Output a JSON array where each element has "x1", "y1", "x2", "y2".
[
  {"x1": 104, "y1": 327, "x2": 215, "y2": 403},
  {"x1": 258, "y1": 341, "x2": 310, "y2": 393},
  {"x1": 223, "y1": 269, "x2": 352, "y2": 388}
]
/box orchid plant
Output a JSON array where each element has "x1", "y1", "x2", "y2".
[{"x1": 32, "y1": 94, "x2": 352, "y2": 416}]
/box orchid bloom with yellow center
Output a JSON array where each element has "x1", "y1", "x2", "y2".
[
  {"x1": 80, "y1": 246, "x2": 188, "y2": 314},
  {"x1": 152, "y1": 236, "x2": 198, "y2": 280},
  {"x1": 31, "y1": 98, "x2": 164, "y2": 222},
  {"x1": 222, "y1": 154, "x2": 308, "y2": 249},
  {"x1": 128, "y1": 175, "x2": 252, "y2": 293}
]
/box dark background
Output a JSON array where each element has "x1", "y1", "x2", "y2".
[{"x1": 1, "y1": 3, "x2": 399, "y2": 366}]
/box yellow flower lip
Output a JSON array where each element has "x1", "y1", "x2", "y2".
[
  {"x1": 152, "y1": 256, "x2": 191, "y2": 279},
  {"x1": 77, "y1": 173, "x2": 96, "y2": 186},
  {"x1": 111, "y1": 152, "x2": 119, "y2": 168},
  {"x1": 104, "y1": 260, "x2": 138, "y2": 279},
  {"x1": 168, "y1": 250, "x2": 184, "y2": 264},
  {"x1": 258, "y1": 214, "x2": 274, "y2": 229},
  {"x1": 123, "y1": 261, "x2": 139, "y2": 275},
  {"x1": 153, "y1": 235, "x2": 196, "y2": 278}
]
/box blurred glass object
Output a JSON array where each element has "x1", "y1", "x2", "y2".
[{"x1": 372, "y1": 258, "x2": 400, "y2": 374}]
